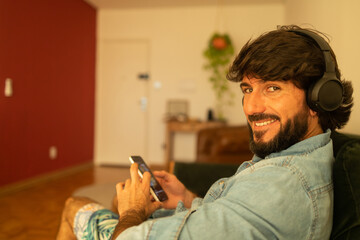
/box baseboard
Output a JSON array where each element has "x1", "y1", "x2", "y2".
[
  {"x1": 98, "y1": 163, "x2": 166, "y2": 171},
  {"x1": 98, "y1": 163, "x2": 129, "y2": 168},
  {"x1": 0, "y1": 162, "x2": 93, "y2": 196}
]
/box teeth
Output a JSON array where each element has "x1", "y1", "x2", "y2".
[{"x1": 255, "y1": 119, "x2": 276, "y2": 127}]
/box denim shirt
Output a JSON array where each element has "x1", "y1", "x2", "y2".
[{"x1": 118, "y1": 130, "x2": 334, "y2": 240}]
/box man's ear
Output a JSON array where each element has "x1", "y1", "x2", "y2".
[{"x1": 309, "y1": 108, "x2": 318, "y2": 117}]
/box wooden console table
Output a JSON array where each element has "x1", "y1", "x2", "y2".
[{"x1": 164, "y1": 120, "x2": 225, "y2": 171}]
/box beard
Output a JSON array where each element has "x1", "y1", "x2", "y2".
[{"x1": 248, "y1": 110, "x2": 309, "y2": 159}]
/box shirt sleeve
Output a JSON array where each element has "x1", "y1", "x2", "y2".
[{"x1": 180, "y1": 165, "x2": 313, "y2": 239}]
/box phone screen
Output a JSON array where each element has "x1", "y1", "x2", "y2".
[{"x1": 129, "y1": 156, "x2": 168, "y2": 202}]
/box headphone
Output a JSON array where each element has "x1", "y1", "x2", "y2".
[{"x1": 291, "y1": 29, "x2": 343, "y2": 112}]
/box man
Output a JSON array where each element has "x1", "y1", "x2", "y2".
[{"x1": 57, "y1": 25, "x2": 353, "y2": 239}]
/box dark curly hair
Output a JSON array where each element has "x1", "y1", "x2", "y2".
[{"x1": 227, "y1": 25, "x2": 353, "y2": 131}]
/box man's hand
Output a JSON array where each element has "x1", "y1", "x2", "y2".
[
  {"x1": 116, "y1": 163, "x2": 163, "y2": 218},
  {"x1": 153, "y1": 170, "x2": 197, "y2": 209},
  {"x1": 112, "y1": 163, "x2": 162, "y2": 239}
]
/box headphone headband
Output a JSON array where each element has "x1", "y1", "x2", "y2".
[{"x1": 290, "y1": 29, "x2": 335, "y2": 72}]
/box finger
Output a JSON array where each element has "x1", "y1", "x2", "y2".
[
  {"x1": 150, "y1": 194, "x2": 155, "y2": 202},
  {"x1": 151, "y1": 201, "x2": 163, "y2": 212},
  {"x1": 142, "y1": 171, "x2": 151, "y2": 192},
  {"x1": 154, "y1": 176, "x2": 163, "y2": 185},
  {"x1": 130, "y1": 163, "x2": 140, "y2": 184},
  {"x1": 124, "y1": 178, "x2": 131, "y2": 188},
  {"x1": 153, "y1": 170, "x2": 167, "y2": 178},
  {"x1": 116, "y1": 182, "x2": 125, "y2": 193}
]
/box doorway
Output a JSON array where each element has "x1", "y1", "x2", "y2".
[{"x1": 95, "y1": 40, "x2": 150, "y2": 165}]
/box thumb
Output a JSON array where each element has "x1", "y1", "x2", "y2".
[
  {"x1": 153, "y1": 170, "x2": 166, "y2": 178},
  {"x1": 151, "y1": 201, "x2": 163, "y2": 212}
]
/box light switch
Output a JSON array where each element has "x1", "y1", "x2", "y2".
[
  {"x1": 153, "y1": 81, "x2": 162, "y2": 89},
  {"x1": 49, "y1": 146, "x2": 58, "y2": 160},
  {"x1": 5, "y1": 78, "x2": 13, "y2": 97}
]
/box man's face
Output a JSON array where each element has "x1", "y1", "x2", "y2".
[{"x1": 240, "y1": 77, "x2": 316, "y2": 158}]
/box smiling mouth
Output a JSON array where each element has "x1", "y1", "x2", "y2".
[{"x1": 255, "y1": 119, "x2": 277, "y2": 127}]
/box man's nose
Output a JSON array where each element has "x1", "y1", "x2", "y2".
[{"x1": 243, "y1": 91, "x2": 266, "y2": 115}]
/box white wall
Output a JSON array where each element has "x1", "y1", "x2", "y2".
[
  {"x1": 284, "y1": 0, "x2": 360, "y2": 135},
  {"x1": 97, "y1": 3, "x2": 284, "y2": 165}
]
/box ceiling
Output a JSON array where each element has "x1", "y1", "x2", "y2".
[{"x1": 84, "y1": 0, "x2": 283, "y2": 9}]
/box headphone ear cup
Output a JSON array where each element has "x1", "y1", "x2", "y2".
[
  {"x1": 291, "y1": 29, "x2": 344, "y2": 112},
  {"x1": 307, "y1": 74, "x2": 343, "y2": 112}
]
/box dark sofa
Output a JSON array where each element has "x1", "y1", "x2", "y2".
[{"x1": 172, "y1": 131, "x2": 360, "y2": 239}]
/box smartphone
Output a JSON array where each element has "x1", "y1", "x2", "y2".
[{"x1": 129, "y1": 156, "x2": 168, "y2": 202}]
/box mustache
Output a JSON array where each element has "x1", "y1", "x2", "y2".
[{"x1": 248, "y1": 113, "x2": 280, "y2": 122}]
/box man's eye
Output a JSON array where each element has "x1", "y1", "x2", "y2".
[
  {"x1": 268, "y1": 86, "x2": 280, "y2": 92},
  {"x1": 242, "y1": 88, "x2": 252, "y2": 93}
]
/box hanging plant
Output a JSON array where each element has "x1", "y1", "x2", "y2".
[{"x1": 203, "y1": 33, "x2": 235, "y2": 121}]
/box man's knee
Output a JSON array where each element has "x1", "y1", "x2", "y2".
[
  {"x1": 62, "y1": 196, "x2": 97, "y2": 225},
  {"x1": 111, "y1": 194, "x2": 118, "y2": 214},
  {"x1": 64, "y1": 196, "x2": 97, "y2": 208}
]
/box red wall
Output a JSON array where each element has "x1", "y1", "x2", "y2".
[{"x1": 0, "y1": 0, "x2": 96, "y2": 187}]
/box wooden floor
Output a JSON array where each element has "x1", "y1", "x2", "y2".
[{"x1": 0, "y1": 166, "x2": 131, "y2": 240}]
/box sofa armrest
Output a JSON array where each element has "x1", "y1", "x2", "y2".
[
  {"x1": 330, "y1": 132, "x2": 360, "y2": 240},
  {"x1": 172, "y1": 162, "x2": 239, "y2": 197}
]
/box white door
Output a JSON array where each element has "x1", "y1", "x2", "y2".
[{"x1": 96, "y1": 40, "x2": 149, "y2": 166}]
